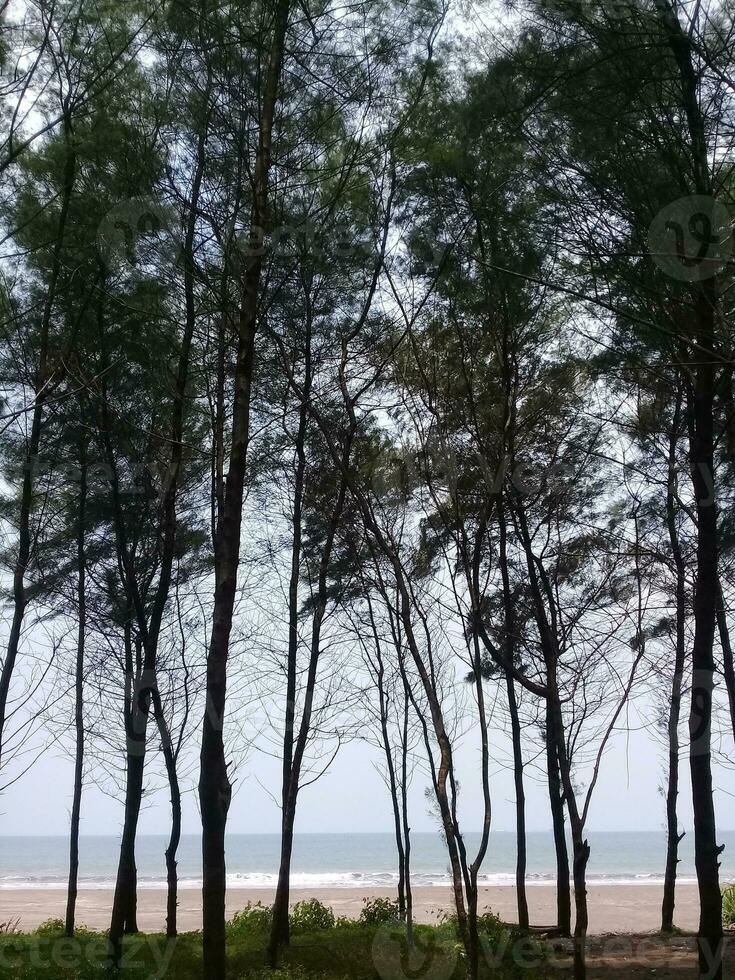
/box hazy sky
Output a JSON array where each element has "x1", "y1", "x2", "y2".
[{"x1": 3, "y1": 696, "x2": 734, "y2": 838}]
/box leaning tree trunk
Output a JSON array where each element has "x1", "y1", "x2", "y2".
[
  {"x1": 0, "y1": 122, "x2": 76, "y2": 770},
  {"x1": 199, "y1": 12, "x2": 291, "y2": 974},
  {"x1": 268, "y1": 472, "x2": 348, "y2": 965},
  {"x1": 662, "y1": 397, "x2": 686, "y2": 933},
  {"x1": 716, "y1": 585, "x2": 735, "y2": 745},
  {"x1": 65, "y1": 445, "x2": 87, "y2": 937}
]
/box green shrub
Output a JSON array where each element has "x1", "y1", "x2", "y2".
[
  {"x1": 358, "y1": 896, "x2": 401, "y2": 925},
  {"x1": 33, "y1": 918, "x2": 65, "y2": 935},
  {"x1": 723, "y1": 884, "x2": 735, "y2": 927},
  {"x1": 243, "y1": 968, "x2": 339, "y2": 980},
  {"x1": 289, "y1": 898, "x2": 335, "y2": 934},
  {"x1": 227, "y1": 901, "x2": 273, "y2": 936}
]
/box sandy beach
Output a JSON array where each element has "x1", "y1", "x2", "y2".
[{"x1": 0, "y1": 883, "x2": 701, "y2": 934}]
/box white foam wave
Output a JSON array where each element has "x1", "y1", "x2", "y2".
[{"x1": 0, "y1": 871, "x2": 698, "y2": 891}]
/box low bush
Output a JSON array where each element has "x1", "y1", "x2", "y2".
[
  {"x1": 33, "y1": 918, "x2": 65, "y2": 935},
  {"x1": 358, "y1": 896, "x2": 401, "y2": 925},
  {"x1": 227, "y1": 901, "x2": 273, "y2": 936},
  {"x1": 289, "y1": 898, "x2": 335, "y2": 934}
]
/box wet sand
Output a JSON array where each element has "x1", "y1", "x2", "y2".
[{"x1": 0, "y1": 882, "x2": 701, "y2": 934}]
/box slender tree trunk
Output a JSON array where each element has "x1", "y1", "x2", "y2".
[
  {"x1": 109, "y1": 752, "x2": 144, "y2": 963},
  {"x1": 546, "y1": 701, "x2": 571, "y2": 936},
  {"x1": 152, "y1": 687, "x2": 181, "y2": 938},
  {"x1": 514, "y1": 500, "x2": 578, "y2": 959},
  {"x1": 655, "y1": 5, "x2": 723, "y2": 972},
  {"x1": 109, "y1": 638, "x2": 146, "y2": 965},
  {"x1": 506, "y1": 671, "x2": 529, "y2": 930},
  {"x1": 550, "y1": 698, "x2": 588, "y2": 980},
  {"x1": 364, "y1": 591, "x2": 407, "y2": 920},
  {"x1": 716, "y1": 584, "x2": 735, "y2": 745},
  {"x1": 662, "y1": 396, "x2": 686, "y2": 934},
  {"x1": 65, "y1": 444, "x2": 87, "y2": 937},
  {"x1": 400, "y1": 666, "x2": 413, "y2": 943},
  {"x1": 269, "y1": 471, "x2": 348, "y2": 965},
  {"x1": 498, "y1": 497, "x2": 529, "y2": 930},
  {"x1": 570, "y1": 827, "x2": 591, "y2": 980},
  {"x1": 687, "y1": 340, "x2": 723, "y2": 978},
  {"x1": 268, "y1": 304, "x2": 312, "y2": 961},
  {"x1": 199, "y1": 24, "x2": 289, "y2": 970},
  {"x1": 198, "y1": 0, "x2": 289, "y2": 953}
]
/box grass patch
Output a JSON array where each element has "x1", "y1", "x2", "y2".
[
  {"x1": 723, "y1": 884, "x2": 735, "y2": 928},
  {"x1": 0, "y1": 908, "x2": 551, "y2": 978}
]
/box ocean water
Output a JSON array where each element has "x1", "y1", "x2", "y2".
[{"x1": 1, "y1": 831, "x2": 734, "y2": 891}]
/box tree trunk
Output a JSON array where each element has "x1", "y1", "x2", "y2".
[
  {"x1": 269, "y1": 471, "x2": 348, "y2": 965},
  {"x1": 550, "y1": 696, "x2": 588, "y2": 980},
  {"x1": 65, "y1": 444, "x2": 87, "y2": 937},
  {"x1": 108, "y1": 745, "x2": 144, "y2": 964},
  {"x1": 400, "y1": 666, "x2": 413, "y2": 943},
  {"x1": 662, "y1": 396, "x2": 686, "y2": 934},
  {"x1": 655, "y1": 6, "x2": 724, "y2": 973},
  {"x1": 0, "y1": 121, "x2": 76, "y2": 770},
  {"x1": 268, "y1": 306, "x2": 311, "y2": 961},
  {"x1": 570, "y1": 830, "x2": 591, "y2": 980},
  {"x1": 546, "y1": 700, "x2": 571, "y2": 936},
  {"x1": 716, "y1": 584, "x2": 735, "y2": 745},
  {"x1": 152, "y1": 687, "x2": 181, "y2": 938},
  {"x1": 507, "y1": 671, "x2": 529, "y2": 930},
  {"x1": 687, "y1": 337, "x2": 723, "y2": 977},
  {"x1": 498, "y1": 497, "x2": 529, "y2": 930},
  {"x1": 199, "y1": 8, "x2": 290, "y2": 975}
]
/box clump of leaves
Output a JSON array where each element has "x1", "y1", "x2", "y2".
[
  {"x1": 244, "y1": 968, "x2": 339, "y2": 980},
  {"x1": 723, "y1": 885, "x2": 735, "y2": 928},
  {"x1": 358, "y1": 896, "x2": 401, "y2": 925},
  {"x1": 33, "y1": 918, "x2": 65, "y2": 935},
  {"x1": 289, "y1": 899, "x2": 335, "y2": 934},
  {"x1": 227, "y1": 901, "x2": 273, "y2": 936}
]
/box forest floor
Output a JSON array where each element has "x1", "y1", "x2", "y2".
[{"x1": 0, "y1": 922, "x2": 732, "y2": 979}]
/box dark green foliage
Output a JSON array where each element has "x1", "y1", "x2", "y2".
[
  {"x1": 0, "y1": 919, "x2": 549, "y2": 979},
  {"x1": 227, "y1": 902, "x2": 274, "y2": 937},
  {"x1": 723, "y1": 886, "x2": 735, "y2": 928},
  {"x1": 289, "y1": 899, "x2": 336, "y2": 934},
  {"x1": 358, "y1": 896, "x2": 401, "y2": 925}
]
